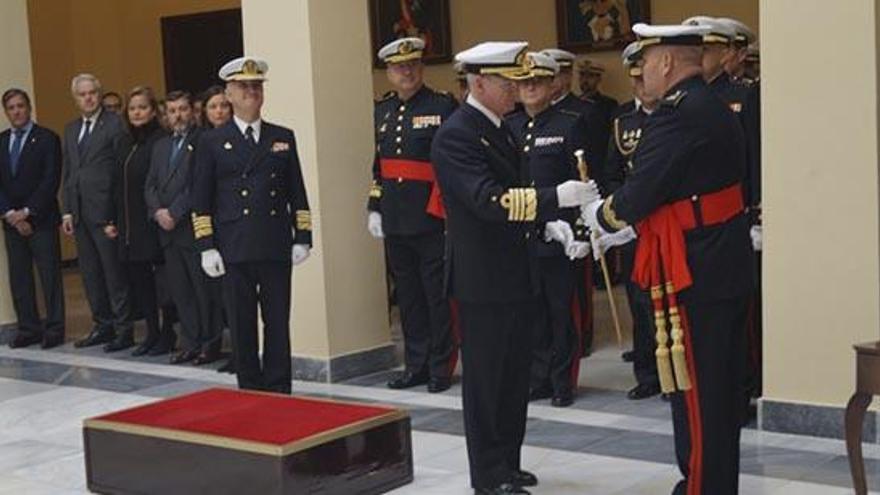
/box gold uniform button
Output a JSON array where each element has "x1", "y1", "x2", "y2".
[
  {"x1": 397, "y1": 115, "x2": 404, "y2": 122},
  {"x1": 527, "y1": 121, "x2": 534, "y2": 128},
  {"x1": 526, "y1": 134, "x2": 532, "y2": 140},
  {"x1": 523, "y1": 145, "x2": 530, "y2": 152},
  {"x1": 399, "y1": 105, "x2": 406, "y2": 112},
  {"x1": 241, "y1": 190, "x2": 249, "y2": 197},
  {"x1": 396, "y1": 148, "x2": 402, "y2": 154},
  {"x1": 396, "y1": 126, "x2": 402, "y2": 131},
  {"x1": 397, "y1": 177, "x2": 404, "y2": 183},
  {"x1": 270, "y1": 209, "x2": 277, "y2": 216},
  {"x1": 243, "y1": 208, "x2": 250, "y2": 216},
  {"x1": 395, "y1": 136, "x2": 402, "y2": 143}
]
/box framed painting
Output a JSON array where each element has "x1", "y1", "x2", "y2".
[
  {"x1": 369, "y1": 0, "x2": 453, "y2": 67},
  {"x1": 555, "y1": 0, "x2": 651, "y2": 53}
]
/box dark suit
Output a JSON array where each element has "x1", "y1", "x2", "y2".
[
  {"x1": 0, "y1": 123, "x2": 65, "y2": 339},
  {"x1": 62, "y1": 110, "x2": 132, "y2": 336},
  {"x1": 146, "y1": 127, "x2": 222, "y2": 351},
  {"x1": 192, "y1": 120, "x2": 312, "y2": 394},
  {"x1": 431, "y1": 102, "x2": 560, "y2": 490}
]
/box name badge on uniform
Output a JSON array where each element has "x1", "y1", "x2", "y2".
[
  {"x1": 534, "y1": 136, "x2": 564, "y2": 147},
  {"x1": 412, "y1": 115, "x2": 442, "y2": 129},
  {"x1": 729, "y1": 102, "x2": 743, "y2": 113},
  {"x1": 272, "y1": 141, "x2": 290, "y2": 152}
]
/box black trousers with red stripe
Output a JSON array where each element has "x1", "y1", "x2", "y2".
[
  {"x1": 385, "y1": 232, "x2": 456, "y2": 379},
  {"x1": 530, "y1": 256, "x2": 579, "y2": 396},
  {"x1": 671, "y1": 295, "x2": 749, "y2": 495}
]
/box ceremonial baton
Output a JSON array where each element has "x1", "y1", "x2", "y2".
[{"x1": 574, "y1": 149, "x2": 624, "y2": 349}]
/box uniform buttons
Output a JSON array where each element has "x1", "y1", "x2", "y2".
[
  {"x1": 243, "y1": 208, "x2": 250, "y2": 216},
  {"x1": 241, "y1": 173, "x2": 248, "y2": 179},
  {"x1": 397, "y1": 115, "x2": 404, "y2": 122},
  {"x1": 376, "y1": 145, "x2": 381, "y2": 152},
  {"x1": 491, "y1": 195, "x2": 498, "y2": 202},
  {"x1": 397, "y1": 177, "x2": 404, "y2": 183},
  {"x1": 396, "y1": 148, "x2": 402, "y2": 154},
  {"x1": 395, "y1": 136, "x2": 402, "y2": 143},
  {"x1": 523, "y1": 145, "x2": 530, "y2": 152},
  {"x1": 271, "y1": 172, "x2": 277, "y2": 179},
  {"x1": 270, "y1": 190, "x2": 277, "y2": 197},
  {"x1": 525, "y1": 232, "x2": 531, "y2": 239},
  {"x1": 526, "y1": 134, "x2": 532, "y2": 140},
  {"x1": 527, "y1": 121, "x2": 534, "y2": 128},
  {"x1": 270, "y1": 209, "x2": 277, "y2": 216},
  {"x1": 240, "y1": 189, "x2": 249, "y2": 197},
  {"x1": 396, "y1": 126, "x2": 402, "y2": 132},
  {"x1": 399, "y1": 105, "x2": 406, "y2": 112},
  {"x1": 691, "y1": 195, "x2": 699, "y2": 202}
]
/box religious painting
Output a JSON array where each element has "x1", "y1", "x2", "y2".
[
  {"x1": 555, "y1": 0, "x2": 651, "y2": 53},
  {"x1": 369, "y1": 0, "x2": 453, "y2": 67}
]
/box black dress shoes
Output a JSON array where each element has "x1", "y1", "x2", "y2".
[
  {"x1": 475, "y1": 483, "x2": 530, "y2": 494},
  {"x1": 131, "y1": 335, "x2": 159, "y2": 357},
  {"x1": 41, "y1": 334, "x2": 64, "y2": 349},
  {"x1": 551, "y1": 393, "x2": 574, "y2": 408},
  {"x1": 509, "y1": 470, "x2": 538, "y2": 487},
  {"x1": 9, "y1": 333, "x2": 41, "y2": 349},
  {"x1": 427, "y1": 377, "x2": 451, "y2": 393},
  {"x1": 387, "y1": 370, "x2": 429, "y2": 389},
  {"x1": 621, "y1": 349, "x2": 635, "y2": 362},
  {"x1": 217, "y1": 359, "x2": 236, "y2": 374},
  {"x1": 170, "y1": 348, "x2": 200, "y2": 364},
  {"x1": 627, "y1": 382, "x2": 661, "y2": 400},
  {"x1": 75, "y1": 329, "x2": 116, "y2": 348},
  {"x1": 193, "y1": 346, "x2": 222, "y2": 366},
  {"x1": 528, "y1": 385, "x2": 553, "y2": 402},
  {"x1": 147, "y1": 334, "x2": 176, "y2": 356},
  {"x1": 103, "y1": 332, "x2": 135, "y2": 353}
]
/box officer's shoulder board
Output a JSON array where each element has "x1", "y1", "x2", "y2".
[
  {"x1": 557, "y1": 108, "x2": 581, "y2": 119},
  {"x1": 661, "y1": 89, "x2": 688, "y2": 108},
  {"x1": 375, "y1": 90, "x2": 397, "y2": 104}
]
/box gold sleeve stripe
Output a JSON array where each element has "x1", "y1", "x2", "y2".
[
  {"x1": 602, "y1": 195, "x2": 629, "y2": 231},
  {"x1": 369, "y1": 182, "x2": 383, "y2": 199},
  {"x1": 500, "y1": 188, "x2": 537, "y2": 222},
  {"x1": 295, "y1": 210, "x2": 312, "y2": 231},
  {"x1": 191, "y1": 214, "x2": 214, "y2": 239}
]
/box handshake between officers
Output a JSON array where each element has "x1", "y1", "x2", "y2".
[{"x1": 191, "y1": 57, "x2": 312, "y2": 395}]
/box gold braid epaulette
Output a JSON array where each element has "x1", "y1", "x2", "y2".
[{"x1": 192, "y1": 213, "x2": 213, "y2": 240}]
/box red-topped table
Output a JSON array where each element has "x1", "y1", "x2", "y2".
[{"x1": 83, "y1": 388, "x2": 413, "y2": 494}]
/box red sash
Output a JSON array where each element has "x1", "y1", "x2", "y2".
[
  {"x1": 632, "y1": 183, "x2": 744, "y2": 292},
  {"x1": 379, "y1": 158, "x2": 445, "y2": 219}
]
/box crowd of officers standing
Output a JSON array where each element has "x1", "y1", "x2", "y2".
[{"x1": 372, "y1": 14, "x2": 761, "y2": 495}]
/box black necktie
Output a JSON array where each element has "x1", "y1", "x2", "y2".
[
  {"x1": 9, "y1": 128, "x2": 24, "y2": 176},
  {"x1": 169, "y1": 134, "x2": 184, "y2": 165},
  {"x1": 78, "y1": 119, "x2": 92, "y2": 154},
  {"x1": 244, "y1": 125, "x2": 256, "y2": 149}
]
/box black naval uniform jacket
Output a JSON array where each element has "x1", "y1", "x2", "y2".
[
  {"x1": 709, "y1": 72, "x2": 761, "y2": 215},
  {"x1": 597, "y1": 76, "x2": 753, "y2": 304},
  {"x1": 604, "y1": 100, "x2": 650, "y2": 194},
  {"x1": 431, "y1": 103, "x2": 560, "y2": 304},
  {"x1": 191, "y1": 120, "x2": 312, "y2": 263},
  {"x1": 506, "y1": 107, "x2": 589, "y2": 258},
  {"x1": 368, "y1": 86, "x2": 457, "y2": 236}
]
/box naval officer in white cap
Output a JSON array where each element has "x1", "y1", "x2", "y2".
[
  {"x1": 190, "y1": 56, "x2": 312, "y2": 394},
  {"x1": 431, "y1": 41, "x2": 599, "y2": 495}
]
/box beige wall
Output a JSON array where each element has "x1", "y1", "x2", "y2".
[
  {"x1": 0, "y1": 0, "x2": 35, "y2": 325},
  {"x1": 371, "y1": 0, "x2": 759, "y2": 102},
  {"x1": 761, "y1": 0, "x2": 880, "y2": 407},
  {"x1": 27, "y1": 0, "x2": 240, "y2": 138},
  {"x1": 243, "y1": 0, "x2": 390, "y2": 359}
]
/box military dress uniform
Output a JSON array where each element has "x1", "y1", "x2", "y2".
[
  {"x1": 192, "y1": 57, "x2": 312, "y2": 394},
  {"x1": 587, "y1": 23, "x2": 754, "y2": 495},
  {"x1": 507, "y1": 104, "x2": 591, "y2": 404},
  {"x1": 605, "y1": 99, "x2": 660, "y2": 395},
  {"x1": 432, "y1": 42, "x2": 599, "y2": 494},
  {"x1": 369, "y1": 40, "x2": 459, "y2": 389}
]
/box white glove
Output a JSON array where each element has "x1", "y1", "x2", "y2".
[
  {"x1": 200, "y1": 249, "x2": 226, "y2": 278},
  {"x1": 544, "y1": 220, "x2": 574, "y2": 246},
  {"x1": 367, "y1": 211, "x2": 384, "y2": 239},
  {"x1": 292, "y1": 244, "x2": 311, "y2": 266},
  {"x1": 565, "y1": 240, "x2": 591, "y2": 260},
  {"x1": 581, "y1": 199, "x2": 604, "y2": 234},
  {"x1": 750, "y1": 225, "x2": 762, "y2": 252},
  {"x1": 591, "y1": 226, "x2": 637, "y2": 261},
  {"x1": 556, "y1": 180, "x2": 600, "y2": 208}
]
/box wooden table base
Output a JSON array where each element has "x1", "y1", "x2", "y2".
[{"x1": 846, "y1": 342, "x2": 880, "y2": 495}]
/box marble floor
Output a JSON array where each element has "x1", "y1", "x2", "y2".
[{"x1": 0, "y1": 275, "x2": 878, "y2": 493}]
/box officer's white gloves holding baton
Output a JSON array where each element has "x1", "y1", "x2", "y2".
[
  {"x1": 544, "y1": 220, "x2": 592, "y2": 260},
  {"x1": 556, "y1": 180, "x2": 600, "y2": 208},
  {"x1": 292, "y1": 244, "x2": 311, "y2": 266}
]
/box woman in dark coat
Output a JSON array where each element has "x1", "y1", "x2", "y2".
[{"x1": 102, "y1": 86, "x2": 165, "y2": 354}]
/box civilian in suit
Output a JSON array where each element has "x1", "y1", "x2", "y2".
[
  {"x1": 0, "y1": 89, "x2": 65, "y2": 349},
  {"x1": 146, "y1": 90, "x2": 223, "y2": 365},
  {"x1": 102, "y1": 86, "x2": 164, "y2": 353},
  {"x1": 61, "y1": 74, "x2": 133, "y2": 350}
]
